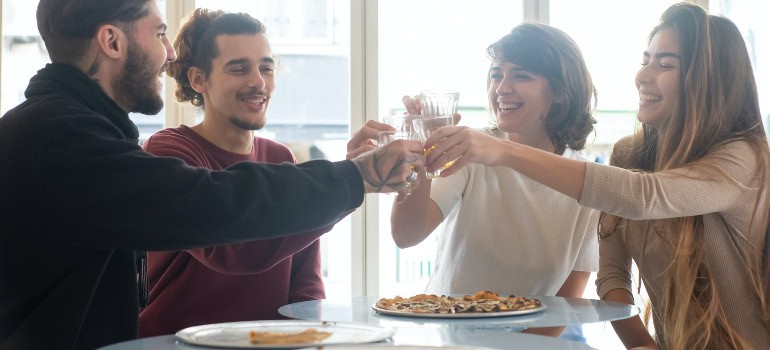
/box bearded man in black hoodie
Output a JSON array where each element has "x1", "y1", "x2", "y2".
[{"x1": 0, "y1": 1, "x2": 425, "y2": 349}]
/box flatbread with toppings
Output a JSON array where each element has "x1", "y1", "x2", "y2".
[
  {"x1": 374, "y1": 290, "x2": 542, "y2": 316},
  {"x1": 248, "y1": 328, "x2": 332, "y2": 344}
]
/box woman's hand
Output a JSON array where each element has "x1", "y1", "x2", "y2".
[{"x1": 422, "y1": 126, "x2": 510, "y2": 176}]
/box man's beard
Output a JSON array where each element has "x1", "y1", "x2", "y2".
[
  {"x1": 228, "y1": 89, "x2": 267, "y2": 131},
  {"x1": 112, "y1": 41, "x2": 164, "y2": 115},
  {"x1": 230, "y1": 116, "x2": 266, "y2": 131}
]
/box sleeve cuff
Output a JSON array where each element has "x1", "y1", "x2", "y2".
[{"x1": 335, "y1": 160, "x2": 365, "y2": 210}]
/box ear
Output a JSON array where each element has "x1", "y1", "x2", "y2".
[
  {"x1": 187, "y1": 66, "x2": 208, "y2": 93},
  {"x1": 94, "y1": 24, "x2": 128, "y2": 59}
]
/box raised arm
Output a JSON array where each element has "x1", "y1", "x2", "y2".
[
  {"x1": 425, "y1": 127, "x2": 759, "y2": 220},
  {"x1": 390, "y1": 172, "x2": 444, "y2": 248},
  {"x1": 142, "y1": 133, "x2": 342, "y2": 273},
  {"x1": 39, "y1": 116, "x2": 422, "y2": 251},
  {"x1": 422, "y1": 126, "x2": 587, "y2": 200},
  {"x1": 579, "y1": 140, "x2": 758, "y2": 220}
]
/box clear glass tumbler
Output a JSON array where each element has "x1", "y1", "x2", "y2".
[
  {"x1": 419, "y1": 90, "x2": 459, "y2": 117},
  {"x1": 412, "y1": 115, "x2": 455, "y2": 178}
]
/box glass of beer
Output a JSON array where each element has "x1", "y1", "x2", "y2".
[{"x1": 412, "y1": 115, "x2": 455, "y2": 178}]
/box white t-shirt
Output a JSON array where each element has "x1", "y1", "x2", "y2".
[{"x1": 425, "y1": 128, "x2": 599, "y2": 296}]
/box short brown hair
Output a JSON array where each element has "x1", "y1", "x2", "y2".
[
  {"x1": 487, "y1": 23, "x2": 597, "y2": 151},
  {"x1": 169, "y1": 9, "x2": 265, "y2": 107},
  {"x1": 36, "y1": 0, "x2": 152, "y2": 64}
]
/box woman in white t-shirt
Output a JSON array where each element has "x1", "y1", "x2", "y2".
[{"x1": 391, "y1": 23, "x2": 599, "y2": 326}]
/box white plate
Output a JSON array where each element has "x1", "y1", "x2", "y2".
[
  {"x1": 371, "y1": 303, "x2": 546, "y2": 319},
  {"x1": 175, "y1": 320, "x2": 395, "y2": 349}
]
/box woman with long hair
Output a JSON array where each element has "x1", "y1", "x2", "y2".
[{"x1": 423, "y1": 3, "x2": 770, "y2": 349}]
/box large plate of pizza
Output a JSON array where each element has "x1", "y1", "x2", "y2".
[{"x1": 372, "y1": 291, "x2": 545, "y2": 318}]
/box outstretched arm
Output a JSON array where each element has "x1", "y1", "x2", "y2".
[
  {"x1": 425, "y1": 127, "x2": 759, "y2": 220},
  {"x1": 423, "y1": 126, "x2": 586, "y2": 199}
]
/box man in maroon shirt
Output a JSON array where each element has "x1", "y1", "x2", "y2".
[{"x1": 138, "y1": 9, "x2": 390, "y2": 336}]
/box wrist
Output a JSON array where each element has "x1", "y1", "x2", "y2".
[
  {"x1": 351, "y1": 157, "x2": 375, "y2": 193},
  {"x1": 497, "y1": 141, "x2": 521, "y2": 169}
]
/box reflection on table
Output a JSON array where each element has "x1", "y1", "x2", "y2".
[
  {"x1": 277, "y1": 296, "x2": 639, "y2": 330},
  {"x1": 98, "y1": 326, "x2": 596, "y2": 350},
  {"x1": 98, "y1": 296, "x2": 637, "y2": 350}
]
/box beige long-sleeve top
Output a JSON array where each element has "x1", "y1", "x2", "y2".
[{"x1": 582, "y1": 137, "x2": 769, "y2": 349}]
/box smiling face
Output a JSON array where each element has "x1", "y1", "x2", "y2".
[
  {"x1": 192, "y1": 33, "x2": 275, "y2": 131},
  {"x1": 488, "y1": 60, "x2": 556, "y2": 142},
  {"x1": 112, "y1": 0, "x2": 176, "y2": 115},
  {"x1": 636, "y1": 27, "x2": 682, "y2": 127}
]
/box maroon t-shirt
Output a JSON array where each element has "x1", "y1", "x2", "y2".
[{"x1": 138, "y1": 125, "x2": 329, "y2": 336}]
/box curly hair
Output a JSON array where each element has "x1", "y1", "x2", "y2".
[
  {"x1": 169, "y1": 9, "x2": 265, "y2": 107},
  {"x1": 487, "y1": 23, "x2": 597, "y2": 151}
]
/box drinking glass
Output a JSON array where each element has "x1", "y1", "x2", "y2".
[
  {"x1": 420, "y1": 90, "x2": 459, "y2": 117},
  {"x1": 382, "y1": 114, "x2": 420, "y2": 133},
  {"x1": 412, "y1": 115, "x2": 455, "y2": 178},
  {"x1": 377, "y1": 130, "x2": 419, "y2": 195},
  {"x1": 377, "y1": 130, "x2": 418, "y2": 145}
]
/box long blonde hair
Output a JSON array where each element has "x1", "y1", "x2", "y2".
[{"x1": 600, "y1": 3, "x2": 770, "y2": 349}]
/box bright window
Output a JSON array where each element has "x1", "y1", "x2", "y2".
[
  {"x1": 710, "y1": 0, "x2": 770, "y2": 132},
  {"x1": 1, "y1": 0, "x2": 46, "y2": 115}
]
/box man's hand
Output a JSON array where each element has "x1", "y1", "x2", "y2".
[
  {"x1": 347, "y1": 120, "x2": 394, "y2": 160},
  {"x1": 350, "y1": 139, "x2": 425, "y2": 194}
]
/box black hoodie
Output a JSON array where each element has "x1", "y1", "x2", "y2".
[{"x1": 0, "y1": 63, "x2": 363, "y2": 350}]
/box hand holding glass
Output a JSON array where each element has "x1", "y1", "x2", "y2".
[
  {"x1": 412, "y1": 115, "x2": 455, "y2": 178},
  {"x1": 378, "y1": 130, "x2": 419, "y2": 194}
]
